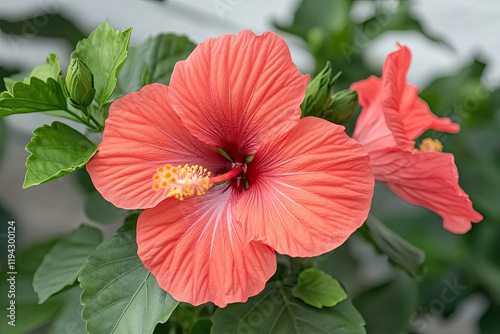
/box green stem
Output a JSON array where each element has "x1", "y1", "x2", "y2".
[
  {"x1": 88, "y1": 112, "x2": 104, "y2": 131},
  {"x1": 65, "y1": 105, "x2": 104, "y2": 132},
  {"x1": 83, "y1": 105, "x2": 104, "y2": 132},
  {"x1": 64, "y1": 108, "x2": 98, "y2": 130}
]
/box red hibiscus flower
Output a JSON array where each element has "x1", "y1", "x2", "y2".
[
  {"x1": 351, "y1": 43, "x2": 482, "y2": 234},
  {"x1": 87, "y1": 30, "x2": 374, "y2": 307}
]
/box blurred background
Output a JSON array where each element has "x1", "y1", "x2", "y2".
[{"x1": 0, "y1": 0, "x2": 499, "y2": 333}]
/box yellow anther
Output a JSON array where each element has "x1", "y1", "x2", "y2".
[
  {"x1": 419, "y1": 138, "x2": 443, "y2": 152},
  {"x1": 152, "y1": 163, "x2": 211, "y2": 201}
]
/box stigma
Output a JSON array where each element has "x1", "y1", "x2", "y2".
[
  {"x1": 419, "y1": 138, "x2": 443, "y2": 152},
  {"x1": 152, "y1": 164, "x2": 211, "y2": 201}
]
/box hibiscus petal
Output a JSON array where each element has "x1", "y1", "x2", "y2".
[
  {"x1": 137, "y1": 182, "x2": 276, "y2": 307},
  {"x1": 87, "y1": 84, "x2": 226, "y2": 210},
  {"x1": 370, "y1": 148, "x2": 483, "y2": 233},
  {"x1": 169, "y1": 30, "x2": 309, "y2": 161},
  {"x1": 351, "y1": 76, "x2": 397, "y2": 151},
  {"x1": 237, "y1": 117, "x2": 374, "y2": 257},
  {"x1": 381, "y1": 45, "x2": 459, "y2": 149},
  {"x1": 400, "y1": 84, "x2": 460, "y2": 140}
]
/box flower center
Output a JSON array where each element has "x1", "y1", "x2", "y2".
[
  {"x1": 419, "y1": 138, "x2": 443, "y2": 152},
  {"x1": 152, "y1": 163, "x2": 243, "y2": 201}
]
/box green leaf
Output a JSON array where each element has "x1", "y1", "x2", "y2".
[
  {"x1": 27, "y1": 53, "x2": 61, "y2": 82},
  {"x1": 33, "y1": 224, "x2": 103, "y2": 303},
  {"x1": 79, "y1": 221, "x2": 178, "y2": 333},
  {"x1": 360, "y1": 1, "x2": 451, "y2": 49},
  {"x1": 365, "y1": 215, "x2": 425, "y2": 278},
  {"x1": 145, "y1": 34, "x2": 196, "y2": 86},
  {"x1": 0, "y1": 118, "x2": 6, "y2": 166},
  {"x1": 190, "y1": 319, "x2": 212, "y2": 334},
  {"x1": 274, "y1": 0, "x2": 352, "y2": 40},
  {"x1": 48, "y1": 288, "x2": 87, "y2": 334},
  {"x1": 274, "y1": 0, "x2": 358, "y2": 77},
  {"x1": 292, "y1": 268, "x2": 347, "y2": 308},
  {"x1": 71, "y1": 21, "x2": 132, "y2": 107},
  {"x1": 2, "y1": 53, "x2": 60, "y2": 93},
  {"x1": 0, "y1": 53, "x2": 64, "y2": 117},
  {"x1": 480, "y1": 304, "x2": 500, "y2": 334},
  {"x1": 23, "y1": 121, "x2": 98, "y2": 188},
  {"x1": 472, "y1": 259, "x2": 500, "y2": 305},
  {"x1": 0, "y1": 13, "x2": 86, "y2": 47},
  {"x1": 40, "y1": 75, "x2": 85, "y2": 123},
  {"x1": 84, "y1": 190, "x2": 128, "y2": 224},
  {"x1": 0, "y1": 239, "x2": 65, "y2": 334},
  {"x1": 113, "y1": 33, "x2": 196, "y2": 98},
  {"x1": 3, "y1": 77, "x2": 15, "y2": 93},
  {"x1": 0, "y1": 76, "x2": 67, "y2": 116},
  {"x1": 212, "y1": 281, "x2": 366, "y2": 334},
  {"x1": 354, "y1": 271, "x2": 418, "y2": 334},
  {"x1": 420, "y1": 59, "x2": 492, "y2": 125}
]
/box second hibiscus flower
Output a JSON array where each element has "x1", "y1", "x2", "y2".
[
  {"x1": 351, "y1": 43, "x2": 482, "y2": 234},
  {"x1": 87, "y1": 30, "x2": 374, "y2": 307}
]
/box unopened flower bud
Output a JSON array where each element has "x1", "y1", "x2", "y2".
[
  {"x1": 65, "y1": 58, "x2": 95, "y2": 108},
  {"x1": 323, "y1": 89, "x2": 358, "y2": 125},
  {"x1": 301, "y1": 62, "x2": 340, "y2": 118}
]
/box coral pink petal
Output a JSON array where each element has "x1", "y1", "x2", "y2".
[
  {"x1": 381, "y1": 45, "x2": 459, "y2": 149},
  {"x1": 169, "y1": 30, "x2": 309, "y2": 160},
  {"x1": 351, "y1": 76, "x2": 396, "y2": 151},
  {"x1": 137, "y1": 182, "x2": 276, "y2": 307},
  {"x1": 86, "y1": 84, "x2": 226, "y2": 210},
  {"x1": 370, "y1": 148, "x2": 483, "y2": 233},
  {"x1": 399, "y1": 84, "x2": 460, "y2": 140},
  {"x1": 237, "y1": 117, "x2": 374, "y2": 257},
  {"x1": 379, "y1": 45, "x2": 417, "y2": 150}
]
